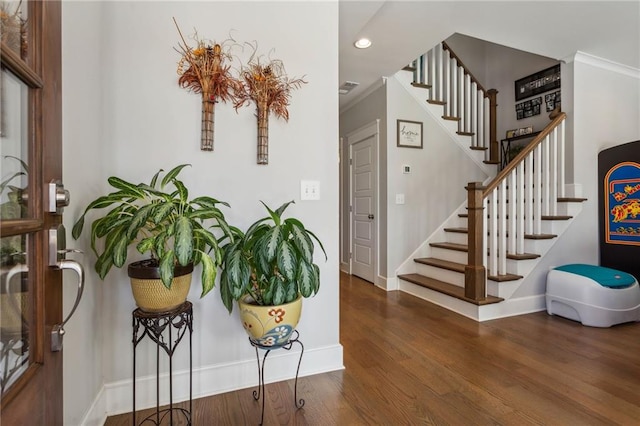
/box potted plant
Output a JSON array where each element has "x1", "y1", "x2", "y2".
[
  {"x1": 220, "y1": 200, "x2": 326, "y2": 347},
  {"x1": 71, "y1": 164, "x2": 233, "y2": 312}
]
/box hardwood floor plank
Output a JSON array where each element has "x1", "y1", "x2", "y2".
[{"x1": 104, "y1": 272, "x2": 640, "y2": 425}]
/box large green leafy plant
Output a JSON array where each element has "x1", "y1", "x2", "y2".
[
  {"x1": 220, "y1": 200, "x2": 326, "y2": 313},
  {"x1": 71, "y1": 164, "x2": 233, "y2": 297}
]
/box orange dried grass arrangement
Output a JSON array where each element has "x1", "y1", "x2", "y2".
[
  {"x1": 174, "y1": 18, "x2": 240, "y2": 151},
  {"x1": 0, "y1": 1, "x2": 27, "y2": 59},
  {"x1": 234, "y1": 45, "x2": 306, "y2": 164}
]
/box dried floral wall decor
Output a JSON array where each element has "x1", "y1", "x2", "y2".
[
  {"x1": 174, "y1": 19, "x2": 240, "y2": 151},
  {"x1": 234, "y1": 44, "x2": 306, "y2": 165},
  {"x1": 0, "y1": 1, "x2": 27, "y2": 59}
]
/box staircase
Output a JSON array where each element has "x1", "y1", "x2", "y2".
[{"x1": 394, "y1": 42, "x2": 586, "y2": 320}]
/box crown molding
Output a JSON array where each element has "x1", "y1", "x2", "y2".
[{"x1": 565, "y1": 51, "x2": 640, "y2": 79}]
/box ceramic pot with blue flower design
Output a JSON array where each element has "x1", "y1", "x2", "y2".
[{"x1": 239, "y1": 294, "x2": 302, "y2": 348}]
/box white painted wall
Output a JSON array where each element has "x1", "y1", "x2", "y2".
[
  {"x1": 511, "y1": 54, "x2": 640, "y2": 299},
  {"x1": 385, "y1": 76, "x2": 487, "y2": 279},
  {"x1": 62, "y1": 1, "x2": 340, "y2": 423},
  {"x1": 446, "y1": 33, "x2": 560, "y2": 144}
]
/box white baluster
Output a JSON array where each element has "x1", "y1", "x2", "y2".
[
  {"x1": 436, "y1": 43, "x2": 443, "y2": 102},
  {"x1": 484, "y1": 97, "x2": 490, "y2": 151},
  {"x1": 558, "y1": 119, "x2": 566, "y2": 197},
  {"x1": 451, "y1": 57, "x2": 458, "y2": 119},
  {"x1": 550, "y1": 127, "x2": 558, "y2": 215},
  {"x1": 489, "y1": 189, "x2": 498, "y2": 276},
  {"x1": 516, "y1": 161, "x2": 525, "y2": 254},
  {"x1": 471, "y1": 82, "x2": 478, "y2": 147},
  {"x1": 498, "y1": 180, "x2": 507, "y2": 275},
  {"x1": 444, "y1": 49, "x2": 451, "y2": 113},
  {"x1": 526, "y1": 154, "x2": 534, "y2": 235},
  {"x1": 534, "y1": 145, "x2": 542, "y2": 235},
  {"x1": 464, "y1": 74, "x2": 471, "y2": 133},
  {"x1": 458, "y1": 66, "x2": 464, "y2": 132},
  {"x1": 542, "y1": 135, "x2": 550, "y2": 216},
  {"x1": 482, "y1": 197, "x2": 488, "y2": 273},
  {"x1": 508, "y1": 172, "x2": 517, "y2": 256}
]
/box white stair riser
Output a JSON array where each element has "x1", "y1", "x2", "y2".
[
  {"x1": 445, "y1": 231, "x2": 468, "y2": 245},
  {"x1": 414, "y1": 263, "x2": 465, "y2": 287},
  {"x1": 487, "y1": 279, "x2": 522, "y2": 299},
  {"x1": 429, "y1": 246, "x2": 468, "y2": 264}
]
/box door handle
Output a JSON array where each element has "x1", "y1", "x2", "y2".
[
  {"x1": 49, "y1": 225, "x2": 85, "y2": 351},
  {"x1": 368, "y1": 214, "x2": 374, "y2": 220},
  {"x1": 51, "y1": 259, "x2": 84, "y2": 352}
]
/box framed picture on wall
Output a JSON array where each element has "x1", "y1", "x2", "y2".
[
  {"x1": 397, "y1": 119, "x2": 423, "y2": 148},
  {"x1": 514, "y1": 64, "x2": 561, "y2": 101}
]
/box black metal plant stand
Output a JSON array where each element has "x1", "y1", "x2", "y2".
[
  {"x1": 132, "y1": 301, "x2": 193, "y2": 425},
  {"x1": 250, "y1": 330, "x2": 305, "y2": 425}
]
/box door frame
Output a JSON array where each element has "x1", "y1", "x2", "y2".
[{"x1": 345, "y1": 120, "x2": 380, "y2": 285}]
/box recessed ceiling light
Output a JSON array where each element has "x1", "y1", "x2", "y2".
[{"x1": 354, "y1": 38, "x2": 372, "y2": 49}]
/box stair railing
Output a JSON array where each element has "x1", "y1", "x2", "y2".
[
  {"x1": 465, "y1": 112, "x2": 567, "y2": 301},
  {"x1": 410, "y1": 41, "x2": 499, "y2": 163}
]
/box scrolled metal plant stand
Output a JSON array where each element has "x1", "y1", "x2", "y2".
[
  {"x1": 250, "y1": 329, "x2": 305, "y2": 425},
  {"x1": 132, "y1": 301, "x2": 193, "y2": 426}
]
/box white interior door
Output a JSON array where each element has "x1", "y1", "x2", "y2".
[{"x1": 349, "y1": 122, "x2": 378, "y2": 284}]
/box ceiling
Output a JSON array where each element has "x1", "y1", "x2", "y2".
[{"x1": 339, "y1": 1, "x2": 640, "y2": 111}]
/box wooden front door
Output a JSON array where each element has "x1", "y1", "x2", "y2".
[{"x1": 1, "y1": 0, "x2": 65, "y2": 423}]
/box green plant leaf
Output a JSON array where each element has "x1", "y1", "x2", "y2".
[
  {"x1": 287, "y1": 219, "x2": 314, "y2": 262},
  {"x1": 225, "y1": 249, "x2": 251, "y2": 298},
  {"x1": 263, "y1": 226, "x2": 282, "y2": 262},
  {"x1": 220, "y1": 270, "x2": 234, "y2": 313},
  {"x1": 173, "y1": 179, "x2": 188, "y2": 204},
  {"x1": 136, "y1": 237, "x2": 155, "y2": 255},
  {"x1": 313, "y1": 264, "x2": 321, "y2": 293},
  {"x1": 112, "y1": 235, "x2": 129, "y2": 268},
  {"x1": 71, "y1": 216, "x2": 85, "y2": 241},
  {"x1": 126, "y1": 203, "x2": 155, "y2": 240},
  {"x1": 199, "y1": 252, "x2": 217, "y2": 297},
  {"x1": 305, "y1": 227, "x2": 327, "y2": 261},
  {"x1": 284, "y1": 280, "x2": 297, "y2": 302},
  {"x1": 152, "y1": 202, "x2": 174, "y2": 224},
  {"x1": 174, "y1": 216, "x2": 193, "y2": 266},
  {"x1": 107, "y1": 176, "x2": 146, "y2": 198},
  {"x1": 94, "y1": 252, "x2": 114, "y2": 280},
  {"x1": 271, "y1": 279, "x2": 286, "y2": 305},
  {"x1": 297, "y1": 260, "x2": 316, "y2": 297},
  {"x1": 277, "y1": 240, "x2": 297, "y2": 281},
  {"x1": 191, "y1": 196, "x2": 230, "y2": 209},
  {"x1": 159, "y1": 250, "x2": 175, "y2": 289},
  {"x1": 161, "y1": 164, "x2": 190, "y2": 189},
  {"x1": 274, "y1": 200, "x2": 295, "y2": 218},
  {"x1": 149, "y1": 168, "x2": 164, "y2": 189}
]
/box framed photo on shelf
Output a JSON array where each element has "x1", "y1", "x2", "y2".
[
  {"x1": 397, "y1": 119, "x2": 423, "y2": 148},
  {"x1": 514, "y1": 64, "x2": 561, "y2": 101}
]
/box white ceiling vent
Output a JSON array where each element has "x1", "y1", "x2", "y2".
[{"x1": 339, "y1": 81, "x2": 359, "y2": 95}]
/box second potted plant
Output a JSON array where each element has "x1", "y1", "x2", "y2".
[
  {"x1": 220, "y1": 200, "x2": 326, "y2": 347},
  {"x1": 72, "y1": 164, "x2": 234, "y2": 312}
]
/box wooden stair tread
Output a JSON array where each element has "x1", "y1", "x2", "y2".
[
  {"x1": 443, "y1": 228, "x2": 556, "y2": 240},
  {"x1": 458, "y1": 213, "x2": 573, "y2": 221},
  {"x1": 488, "y1": 273, "x2": 523, "y2": 282},
  {"x1": 558, "y1": 197, "x2": 588, "y2": 202},
  {"x1": 484, "y1": 160, "x2": 500, "y2": 165},
  {"x1": 414, "y1": 257, "x2": 465, "y2": 273},
  {"x1": 430, "y1": 242, "x2": 468, "y2": 252},
  {"x1": 427, "y1": 99, "x2": 446, "y2": 105},
  {"x1": 411, "y1": 82, "x2": 432, "y2": 89},
  {"x1": 507, "y1": 252, "x2": 540, "y2": 260},
  {"x1": 398, "y1": 274, "x2": 503, "y2": 305},
  {"x1": 403, "y1": 66, "x2": 416, "y2": 72},
  {"x1": 443, "y1": 115, "x2": 461, "y2": 121},
  {"x1": 444, "y1": 227, "x2": 468, "y2": 234},
  {"x1": 469, "y1": 145, "x2": 486, "y2": 150}
]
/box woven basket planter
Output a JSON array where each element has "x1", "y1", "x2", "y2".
[{"x1": 128, "y1": 260, "x2": 193, "y2": 313}]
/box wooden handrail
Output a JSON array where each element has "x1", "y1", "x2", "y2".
[
  {"x1": 442, "y1": 41, "x2": 488, "y2": 95},
  {"x1": 483, "y1": 112, "x2": 566, "y2": 196}
]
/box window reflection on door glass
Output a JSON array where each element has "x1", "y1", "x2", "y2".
[
  {"x1": 0, "y1": 0, "x2": 28, "y2": 59},
  {"x1": 0, "y1": 234, "x2": 29, "y2": 394},
  {"x1": 0, "y1": 67, "x2": 29, "y2": 220}
]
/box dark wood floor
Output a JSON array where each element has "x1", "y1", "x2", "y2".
[{"x1": 106, "y1": 272, "x2": 640, "y2": 425}]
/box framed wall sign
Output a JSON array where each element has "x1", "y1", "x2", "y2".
[
  {"x1": 397, "y1": 119, "x2": 423, "y2": 148},
  {"x1": 514, "y1": 64, "x2": 561, "y2": 101}
]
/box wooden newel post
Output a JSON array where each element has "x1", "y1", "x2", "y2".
[
  {"x1": 465, "y1": 182, "x2": 486, "y2": 301},
  {"x1": 487, "y1": 89, "x2": 498, "y2": 164}
]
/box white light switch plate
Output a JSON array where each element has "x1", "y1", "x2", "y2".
[
  {"x1": 301, "y1": 180, "x2": 320, "y2": 200},
  {"x1": 396, "y1": 194, "x2": 405, "y2": 204}
]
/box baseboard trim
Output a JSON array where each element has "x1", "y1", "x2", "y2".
[
  {"x1": 84, "y1": 344, "x2": 343, "y2": 421},
  {"x1": 340, "y1": 261, "x2": 350, "y2": 274},
  {"x1": 478, "y1": 295, "x2": 547, "y2": 321}
]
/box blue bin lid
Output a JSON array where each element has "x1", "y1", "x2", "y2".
[{"x1": 554, "y1": 264, "x2": 636, "y2": 288}]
